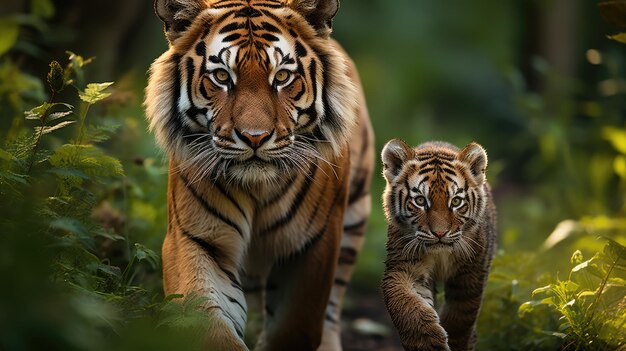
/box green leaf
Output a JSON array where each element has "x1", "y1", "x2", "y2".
[
  {"x1": 25, "y1": 102, "x2": 72, "y2": 120},
  {"x1": 79, "y1": 82, "x2": 113, "y2": 104},
  {"x1": 133, "y1": 243, "x2": 160, "y2": 270},
  {"x1": 49, "y1": 144, "x2": 124, "y2": 186},
  {"x1": 24, "y1": 103, "x2": 50, "y2": 120},
  {"x1": 571, "y1": 250, "x2": 584, "y2": 265},
  {"x1": 48, "y1": 110, "x2": 73, "y2": 121},
  {"x1": 518, "y1": 301, "x2": 535, "y2": 316},
  {"x1": 66, "y1": 51, "x2": 95, "y2": 89},
  {"x1": 577, "y1": 290, "x2": 596, "y2": 298},
  {"x1": 35, "y1": 120, "x2": 76, "y2": 135},
  {"x1": 50, "y1": 217, "x2": 90, "y2": 242},
  {"x1": 94, "y1": 228, "x2": 124, "y2": 241},
  {"x1": 602, "y1": 238, "x2": 626, "y2": 272},
  {"x1": 31, "y1": 0, "x2": 55, "y2": 19},
  {"x1": 0, "y1": 148, "x2": 16, "y2": 161},
  {"x1": 85, "y1": 122, "x2": 121, "y2": 143},
  {"x1": 550, "y1": 332, "x2": 567, "y2": 339},
  {"x1": 0, "y1": 19, "x2": 19, "y2": 56},
  {"x1": 532, "y1": 285, "x2": 553, "y2": 296},
  {"x1": 539, "y1": 297, "x2": 555, "y2": 306},
  {"x1": 47, "y1": 60, "x2": 65, "y2": 92},
  {"x1": 0, "y1": 169, "x2": 28, "y2": 184}
]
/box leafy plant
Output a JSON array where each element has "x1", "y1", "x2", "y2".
[
  {"x1": 0, "y1": 51, "x2": 203, "y2": 350},
  {"x1": 519, "y1": 239, "x2": 626, "y2": 350}
]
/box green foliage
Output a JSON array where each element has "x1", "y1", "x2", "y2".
[
  {"x1": 0, "y1": 50, "x2": 202, "y2": 350},
  {"x1": 518, "y1": 239, "x2": 626, "y2": 350}
]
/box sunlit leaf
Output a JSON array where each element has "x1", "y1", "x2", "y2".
[
  {"x1": 48, "y1": 110, "x2": 73, "y2": 121},
  {"x1": 603, "y1": 127, "x2": 626, "y2": 155},
  {"x1": 532, "y1": 285, "x2": 553, "y2": 296},
  {"x1": 66, "y1": 51, "x2": 95, "y2": 89},
  {"x1": 24, "y1": 102, "x2": 72, "y2": 120},
  {"x1": 571, "y1": 250, "x2": 584, "y2": 265},
  {"x1": 608, "y1": 33, "x2": 626, "y2": 44},
  {"x1": 79, "y1": 82, "x2": 114, "y2": 104},
  {"x1": 35, "y1": 121, "x2": 76, "y2": 135},
  {"x1": 577, "y1": 290, "x2": 596, "y2": 298},
  {"x1": 24, "y1": 103, "x2": 50, "y2": 120}
]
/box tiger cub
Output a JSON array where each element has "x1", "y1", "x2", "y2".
[{"x1": 380, "y1": 139, "x2": 497, "y2": 351}]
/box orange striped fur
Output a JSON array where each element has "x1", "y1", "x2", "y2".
[{"x1": 145, "y1": 1, "x2": 374, "y2": 350}]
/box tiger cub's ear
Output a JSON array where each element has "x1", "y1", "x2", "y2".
[
  {"x1": 382, "y1": 139, "x2": 414, "y2": 183},
  {"x1": 154, "y1": 0, "x2": 207, "y2": 44},
  {"x1": 287, "y1": 0, "x2": 339, "y2": 37},
  {"x1": 458, "y1": 142, "x2": 488, "y2": 186}
]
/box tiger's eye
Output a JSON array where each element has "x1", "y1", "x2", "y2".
[
  {"x1": 214, "y1": 69, "x2": 230, "y2": 83},
  {"x1": 451, "y1": 197, "x2": 463, "y2": 207},
  {"x1": 415, "y1": 196, "x2": 427, "y2": 207},
  {"x1": 274, "y1": 69, "x2": 291, "y2": 84}
]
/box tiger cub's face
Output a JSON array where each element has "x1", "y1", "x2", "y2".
[
  {"x1": 146, "y1": 0, "x2": 354, "y2": 185},
  {"x1": 382, "y1": 140, "x2": 488, "y2": 256}
]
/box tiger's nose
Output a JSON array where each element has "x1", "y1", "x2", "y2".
[
  {"x1": 235, "y1": 129, "x2": 274, "y2": 150},
  {"x1": 432, "y1": 231, "x2": 447, "y2": 238}
]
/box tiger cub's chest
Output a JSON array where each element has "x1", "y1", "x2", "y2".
[{"x1": 409, "y1": 251, "x2": 460, "y2": 283}]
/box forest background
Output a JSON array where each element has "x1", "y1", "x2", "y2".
[{"x1": 0, "y1": 1, "x2": 625, "y2": 350}]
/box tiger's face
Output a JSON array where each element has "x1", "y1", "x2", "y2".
[
  {"x1": 382, "y1": 140, "x2": 489, "y2": 256},
  {"x1": 146, "y1": 0, "x2": 355, "y2": 185}
]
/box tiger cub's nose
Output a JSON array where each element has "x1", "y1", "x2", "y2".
[{"x1": 235, "y1": 129, "x2": 274, "y2": 150}]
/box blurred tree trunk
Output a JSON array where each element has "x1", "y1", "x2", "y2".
[{"x1": 520, "y1": 0, "x2": 580, "y2": 92}]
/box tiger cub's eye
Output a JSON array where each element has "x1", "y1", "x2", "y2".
[
  {"x1": 451, "y1": 197, "x2": 463, "y2": 207},
  {"x1": 415, "y1": 196, "x2": 427, "y2": 207},
  {"x1": 274, "y1": 69, "x2": 291, "y2": 84},
  {"x1": 214, "y1": 69, "x2": 230, "y2": 84}
]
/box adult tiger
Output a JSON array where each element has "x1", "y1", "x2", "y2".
[{"x1": 144, "y1": 1, "x2": 374, "y2": 350}]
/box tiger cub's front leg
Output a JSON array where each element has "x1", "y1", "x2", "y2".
[
  {"x1": 382, "y1": 264, "x2": 450, "y2": 351},
  {"x1": 164, "y1": 173, "x2": 251, "y2": 351},
  {"x1": 439, "y1": 259, "x2": 490, "y2": 351}
]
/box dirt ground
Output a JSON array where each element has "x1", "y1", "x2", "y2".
[{"x1": 341, "y1": 289, "x2": 403, "y2": 351}]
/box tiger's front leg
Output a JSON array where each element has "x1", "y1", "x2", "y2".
[
  {"x1": 255, "y1": 175, "x2": 348, "y2": 351},
  {"x1": 164, "y1": 172, "x2": 252, "y2": 351}
]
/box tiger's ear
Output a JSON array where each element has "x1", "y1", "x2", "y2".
[
  {"x1": 458, "y1": 142, "x2": 488, "y2": 186},
  {"x1": 287, "y1": 0, "x2": 339, "y2": 37},
  {"x1": 154, "y1": 0, "x2": 207, "y2": 44},
  {"x1": 381, "y1": 139, "x2": 414, "y2": 183}
]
